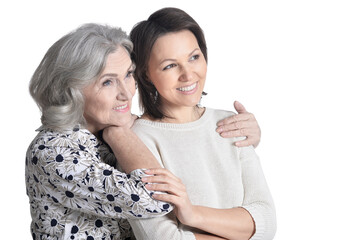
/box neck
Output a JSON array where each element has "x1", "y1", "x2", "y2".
[
  {"x1": 160, "y1": 105, "x2": 204, "y2": 123},
  {"x1": 85, "y1": 122, "x2": 102, "y2": 138},
  {"x1": 141, "y1": 104, "x2": 205, "y2": 124}
]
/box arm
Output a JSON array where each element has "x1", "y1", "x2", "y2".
[
  {"x1": 216, "y1": 101, "x2": 261, "y2": 148},
  {"x1": 136, "y1": 169, "x2": 242, "y2": 240},
  {"x1": 103, "y1": 124, "x2": 236, "y2": 235},
  {"x1": 130, "y1": 170, "x2": 255, "y2": 240},
  {"x1": 102, "y1": 126, "x2": 162, "y2": 173},
  {"x1": 237, "y1": 146, "x2": 277, "y2": 239},
  {"x1": 147, "y1": 147, "x2": 276, "y2": 240},
  {"x1": 127, "y1": 169, "x2": 224, "y2": 240},
  {"x1": 31, "y1": 133, "x2": 171, "y2": 220},
  {"x1": 145, "y1": 172, "x2": 254, "y2": 240},
  {"x1": 181, "y1": 206, "x2": 254, "y2": 240},
  {"x1": 128, "y1": 212, "x2": 196, "y2": 240},
  {"x1": 194, "y1": 234, "x2": 226, "y2": 240},
  {"x1": 129, "y1": 213, "x2": 226, "y2": 240}
]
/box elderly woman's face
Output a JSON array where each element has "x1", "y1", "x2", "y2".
[{"x1": 82, "y1": 47, "x2": 136, "y2": 133}]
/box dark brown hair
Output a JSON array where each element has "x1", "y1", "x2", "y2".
[{"x1": 130, "y1": 7, "x2": 208, "y2": 119}]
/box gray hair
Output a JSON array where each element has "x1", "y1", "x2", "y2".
[{"x1": 29, "y1": 23, "x2": 132, "y2": 131}]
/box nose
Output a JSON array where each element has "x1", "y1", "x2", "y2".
[
  {"x1": 179, "y1": 65, "x2": 194, "y2": 82},
  {"x1": 116, "y1": 81, "x2": 132, "y2": 101}
]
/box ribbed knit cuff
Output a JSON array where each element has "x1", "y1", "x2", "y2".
[
  {"x1": 184, "y1": 231, "x2": 196, "y2": 240},
  {"x1": 243, "y1": 205, "x2": 266, "y2": 240}
]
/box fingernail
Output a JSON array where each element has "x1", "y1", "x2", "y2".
[
  {"x1": 216, "y1": 127, "x2": 223, "y2": 133},
  {"x1": 221, "y1": 131, "x2": 228, "y2": 136}
]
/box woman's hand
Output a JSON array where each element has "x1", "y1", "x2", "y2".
[
  {"x1": 101, "y1": 116, "x2": 163, "y2": 173},
  {"x1": 128, "y1": 114, "x2": 139, "y2": 128},
  {"x1": 102, "y1": 114, "x2": 138, "y2": 145},
  {"x1": 142, "y1": 168, "x2": 197, "y2": 226},
  {"x1": 122, "y1": 113, "x2": 139, "y2": 129},
  {"x1": 142, "y1": 169, "x2": 256, "y2": 240},
  {"x1": 216, "y1": 101, "x2": 261, "y2": 148}
]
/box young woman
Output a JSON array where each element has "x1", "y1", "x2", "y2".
[{"x1": 127, "y1": 8, "x2": 277, "y2": 240}]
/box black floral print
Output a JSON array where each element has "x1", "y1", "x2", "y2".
[{"x1": 25, "y1": 126, "x2": 172, "y2": 239}]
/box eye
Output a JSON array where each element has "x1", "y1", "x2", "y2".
[
  {"x1": 102, "y1": 79, "x2": 112, "y2": 86},
  {"x1": 163, "y1": 63, "x2": 177, "y2": 71},
  {"x1": 126, "y1": 70, "x2": 134, "y2": 79},
  {"x1": 190, "y1": 54, "x2": 200, "y2": 61}
]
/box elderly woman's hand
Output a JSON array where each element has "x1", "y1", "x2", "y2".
[
  {"x1": 216, "y1": 101, "x2": 261, "y2": 148},
  {"x1": 128, "y1": 114, "x2": 139, "y2": 128},
  {"x1": 102, "y1": 114, "x2": 139, "y2": 145},
  {"x1": 142, "y1": 168, "x2": 197, "y2": 226}
]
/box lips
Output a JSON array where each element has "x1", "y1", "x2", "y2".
[
  {"x1": 113, "y1": 104, "x2": 129, "y2": 113},
  {"x1": 176, "y1": 82, "x2": 197, "y2": 93}
]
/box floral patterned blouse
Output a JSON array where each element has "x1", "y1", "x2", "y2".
[{"x1": 25, "y1": 126, "x2": 172, "y2": 240}]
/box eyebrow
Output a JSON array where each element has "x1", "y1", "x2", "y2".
[
  {"x1": 98, "y1": 63, "x2": 134, "y2": 79},
  {"x1": 159, "y1": 48, "x2": 200, "y2": 65},
  {"x1": 99, "y1": 73, "x2": 118, "y2": 79}
]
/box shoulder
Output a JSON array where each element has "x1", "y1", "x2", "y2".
[
  {"x1": 36, "y1": 127, "x2": 97, "y2": 149},
  {"x1": 28, "y1": 126, "x2": 110, "y2": 162},
  {"x1": 205, "y1": 107, "x2": 236, "y2": 122},
  {"x1": 131, "y1": 121, "x2": 163, "y2": 151},
  {"x1": 132, "y1": 118, "x2": 163, "y2": 136}
]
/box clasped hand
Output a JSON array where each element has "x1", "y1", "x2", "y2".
[{"x1": 141, "y1": 168, "x2": 198, "y2": 226}]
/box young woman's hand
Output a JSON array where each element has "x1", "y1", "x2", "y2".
[
  {"x1": 141, "y1": 168, "x2": 197, "y2": 226},
  {"x1": 216, "y1": 101, "x2": 261, "y2": 148}
]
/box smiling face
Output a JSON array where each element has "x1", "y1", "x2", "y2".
[
  {"x1": 147, "y1": 30, "x2": 207, "y2": 114},
  {"x1": 82, "y1": 46, "x2": 136, "y2": 134}
]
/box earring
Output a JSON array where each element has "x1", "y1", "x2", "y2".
[
  {"x1": 153, "y1": 89, "x2": 158, "y2": 103},
  {"x1": 147, "y1": 79, "x2": 158, "y2": 103}
]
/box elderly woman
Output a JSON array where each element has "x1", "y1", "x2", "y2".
[
  {"x1": 127, "y1": 8, "x2": 276, "y2": 240},
  {"x1": 26, "y1": 23, "x2": 262, "y2": 239},
  {"x1": 26, "y1": 23, "x2": 176, "y2": 239}
]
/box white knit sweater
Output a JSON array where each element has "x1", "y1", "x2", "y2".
[{"x1": 128, "y1": 108, "x2": 276, "y2": 240}]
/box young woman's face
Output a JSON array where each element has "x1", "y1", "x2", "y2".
[
  {"x1": 82, "y1": 46, "x2": 136, "y2": 133},
  {"x1": 147, "y1": 30, "x2": 207, "y2": 111}
]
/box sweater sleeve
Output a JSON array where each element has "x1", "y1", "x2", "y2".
[
  {"x1": 127, "y1": 126, "x2": 196, "y2": 239},
  {"x1": 239, "y1": 146, "x2": 277, "y2": 240},
  {"x1": 128, "y1": 212, "x2": 196, "y2": 240}
]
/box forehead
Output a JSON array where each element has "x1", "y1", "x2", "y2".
[
  {"x1": 102, "y1": 46, "x2": 132, "y2": 73},
  {"x1": 151, "y1": 30, "x2": 199, "y2": 57}
]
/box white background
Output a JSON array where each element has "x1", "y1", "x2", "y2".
[{"x1": 1, "y1": 0, "x2": 360, "y2": 239}]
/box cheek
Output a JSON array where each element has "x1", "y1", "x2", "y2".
[
  {"x1": 83, "y1": 94, "x2": 94, "y2": 115},
  {"x1": 83, "y1": 87, "x2": 103, "y2": 116},
  {"x1": 153, "y1": 73, "x2": 173, "y2": 91},
  {"x1": 83, "y1": 90, "x2": 111, "y2": 116},
  {"x1": 200, "y1": 61, "x2": 208, "y2": 77},
  {"x1": 155, "y1": 81, "x2": 170, "y2": 96},
  {"x1": 84, "y1": 98, "x2": 104, "y2": 117},
  {"x1": 128, "y1": 80, "x2": 136, "y2": 97}
]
